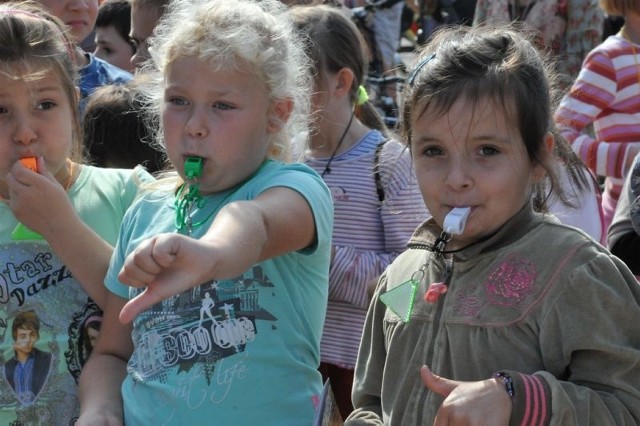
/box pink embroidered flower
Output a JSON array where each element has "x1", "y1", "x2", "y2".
[
  {"x1": 485, "y1": 254, "x2": 536, "y2": 307},
  {"x1": 424, "y1": 282, "x2": 448, "y2": 303}
]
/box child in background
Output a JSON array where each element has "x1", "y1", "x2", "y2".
[
  {"x1": 290, "y1": 4, "x2": 429, "y2": 420},
  {"x1": 35, "y1": 0, "x2": 132, "y2": 110},
  {"x1": 608, "y1": 152, "x2": 640, "y2": 275},
  {"x1": 77, "y1": 0, "x2": 333, "y2": 424},
  {"x1": 347, "y1": 25, "x2": 640, "y2": 424},
  {"x1": 473, "y1": 0, "x2": 604, "y2": 88},
  {"x1": 129, "y1": 0, "x2": 169, "y2": 69},
  {"x1": 544, "y1": 137, "x2": 606, "y2": 243},
  {"x1": 94, "y1": 0, "x2": 135, "y2": 73},
  {"x1": 0, "y1": 3, "x2": 152, "y2": 424},
  {"x1": 554, "y1": 0, "x2": 640, "y2": 233},
  {"x1": 82, "y1": 82, "x2": 166, "y2": 173}
]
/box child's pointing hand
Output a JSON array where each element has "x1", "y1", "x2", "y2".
[{"x1": 118, "y1": 233, "x2": 217, "y2": 324}]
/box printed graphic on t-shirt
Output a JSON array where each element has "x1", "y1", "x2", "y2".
[
  {"x1": 0, "y1": 241, "x2": 98, "y2": 425},
  {"x1": 65, "y1": 301, "x2": 103, "y2": 383},
  {"x1": 129, "y1": 265, "x2": 276, "y2": 392}
]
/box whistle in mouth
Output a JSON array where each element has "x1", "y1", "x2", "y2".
[
  {"x1": 184, "y1": 157, "x2": 203, "y2": 179},
  {"x1": 19, "y1": 157, "x2": 38, "y2": 172},
  {"x1": 443, "y1": 207, "x2": 471, "y2": 235}
]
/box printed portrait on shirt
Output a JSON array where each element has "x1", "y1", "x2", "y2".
[{"x1": 2, "y1": 310, "x2": 53, "y2": 405}]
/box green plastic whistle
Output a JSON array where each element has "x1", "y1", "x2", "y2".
[{"x1": 185, "y1": 157, "x2": 203, "y2": 179}]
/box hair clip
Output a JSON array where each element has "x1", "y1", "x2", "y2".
[
  {"x1": 407, "y1": 53, "x2": 436, "y2": 87},
  {"x1": 357, "y1": 85, "x2": 369, "y2": 106}
]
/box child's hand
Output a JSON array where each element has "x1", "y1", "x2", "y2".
[
  {"x1": 420, "y1": 365, "x2": 512, "y2": 425},
  {"x1": 6, "y1": 157, "x2": 75, "y2": 237},
  {"x1": 118, "y1": 233, "x2": 214, "y2": 324}
]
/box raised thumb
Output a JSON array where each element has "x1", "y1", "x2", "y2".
[{"x1": 420, "y1": 365, "x2": 459, "y2": 398}]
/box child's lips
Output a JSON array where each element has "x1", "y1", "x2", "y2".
[
  {"x1": 446, "y1": 205, "x2": 473, "y2": 212},
  {"x1": 66, "y1": 20, "x2": 86, "y2": 29},
  {"x1": 185, "y1": 157, "x2": 206, "y2": 166}
]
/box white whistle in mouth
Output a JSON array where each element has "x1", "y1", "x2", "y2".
[{"x1": 443, "y1": 207, "x2": 471, "y2": 235}]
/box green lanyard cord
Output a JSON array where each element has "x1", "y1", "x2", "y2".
[
  {"x1": 174, "y1": 180, "x2": 207, "y2": 233},
  {"x1": 174, "y1": 159, "x2": 270, "y2": 234}
]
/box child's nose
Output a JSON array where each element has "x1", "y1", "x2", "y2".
[
  {"x1": 444, "y1": 158, "x2": 473, "y2": 190},
  {"x1": 185, "y1": 108, "x2": 209, "y2": 138},
  {"x1": 69, "y1": 0, "x2": 90, "y2": 11},
  {"x1": 12, "y1": 116, "x2": 37, "y2": 146}
]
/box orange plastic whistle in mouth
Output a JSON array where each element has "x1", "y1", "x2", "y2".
[{"x1": 20, "y1": 157, "x2": 38, "y2": 172}]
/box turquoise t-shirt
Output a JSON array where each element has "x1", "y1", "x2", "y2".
[
  {"x1": 106, "y1": 160, "x2": 333, "y2": 425},
  {"x1": 0, "y1": 165, "x2": 152, "y2": 425}
]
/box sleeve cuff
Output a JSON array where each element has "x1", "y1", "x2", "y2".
[{"x1": 504, "y1": 371, "x2": 552, "y2": 426}]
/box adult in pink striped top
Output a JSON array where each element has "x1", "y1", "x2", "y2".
[{"x1": 554, "y1": 0, "x2": 640, "y2": 231}]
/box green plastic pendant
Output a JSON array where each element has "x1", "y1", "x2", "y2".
[
  {"x1": 11, "y1": 223, "x2": 44, "y2": 240},
  {"x1": 379, "y1": 279, "x2": 418, "y2": 323}
]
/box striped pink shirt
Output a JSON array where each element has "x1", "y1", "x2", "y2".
[
  {"x1": 554, "y1": 35, "x2": 640, "y2": 226},
  {"x1": 306, "y1": 130, "x2": 430, "y2": 369}
]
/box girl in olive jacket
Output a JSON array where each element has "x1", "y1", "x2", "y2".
[{"x1": 347, "y1": 25, "x2": 640, "y2": 425}]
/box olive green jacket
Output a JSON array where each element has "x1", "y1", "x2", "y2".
[{"x1": 347, "y1": 206, "x2": 640, "y2": 425}]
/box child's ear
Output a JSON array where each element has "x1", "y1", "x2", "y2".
[
  {"x1": 334, "y1": 67, "x2": 354, "y2": 99},
  {"x1": 267, "y1": 98, "x2": 293, "y2": 134},
  {"x1": 532, "y1": 132, "x2": 555, "y2": 182}
]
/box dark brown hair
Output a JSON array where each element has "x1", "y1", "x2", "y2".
[
  {"x1": 83, "y1": 81, "x2": 166, "y2": 173},
  {"x1": 12, "y1": 311, "x2": 40, "y2": 340},
  {"x1": 402, "y1": 25, "x2": 590, "y2": 212}
]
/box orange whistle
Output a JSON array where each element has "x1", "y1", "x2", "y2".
[{"x1": 19, "y1": 157, "x2": 38, "y2": 172}]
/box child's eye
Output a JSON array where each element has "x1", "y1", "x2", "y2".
[
  {"x1": 423, "y1": 146, "x2": 444, "y2": 157},
  {"x1": 213, "y1": 102, "x2": 234, "y2": 111},
  {"x1": 36, "y1": 101, "x2": 56, "y2": 111},
  {"x1": 479, "y1": 146, "x2": 500, "y2": 156},
  {"x1": 168, "y1": 96, "x2": 188, "y2": 106}
]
